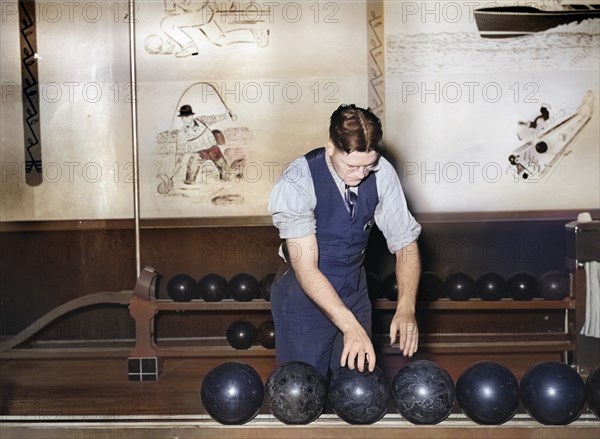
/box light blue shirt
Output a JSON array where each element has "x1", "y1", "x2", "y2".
[{"x1": 269, "y1": 151, "x2": 421, "y2": 254}]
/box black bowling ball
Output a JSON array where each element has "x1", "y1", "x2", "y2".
[
  {"x1": 226, "y1": 320, "x2": 257, "y2": 350},
  {"x1": 265, "y1": 361, "x2": 327, "y2": 424},
  {"x1": 166, "y1": 273, "x2": 196, "y2": 302},
  {"x1": 475, "y1": 272, "x2": 506, "y2": 301},
  {"x1": 418, "y1": 272, "x2": 443, "y2": 301},
  {"x1": 257, "y1": 320, "x2": 276, "y2": 349},
  {"x1": 456, "y1": 361, "x2": 520, "y2": 425},
  {"x1": 507, "y1": 271, "x2": 539, "y2": 301},
  {"x1": 539, "y1": 271, "x2": 569, "y2": 300},
  {"x1": 258, "y1": 272, "x2": 275, "y2": 301},
  {"x1": 197, "y1": 273, "x2": 227, "y2": 301},
  {"x1": 228, "y1": 273, "x2": 259, "y2": 301},
  {"x1": 444, "y1": 272, "x2": 475, "y2": 301}
]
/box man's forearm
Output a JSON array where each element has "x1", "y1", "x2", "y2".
[
  {"x1": 395, "y1": 241, "x2": 421, "y2": 311},
  {"x1": 286, "y1": 236, "x2": 358, "y2": 333}
]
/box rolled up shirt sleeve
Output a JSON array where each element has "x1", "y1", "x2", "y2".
[
  {"x1": 268, "y1": 157, "x2": 317, "y2": 240},
  {"x1": 374, "y1": 157, "x2": 422, "y2": 253}
]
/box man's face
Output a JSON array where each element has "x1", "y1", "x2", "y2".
[
  {"x1": 180, "y1": 115, "x2": 193, "y2": 125},
  {"x1": 326, "y1": 141, "x2": 379, "y2": 187}
]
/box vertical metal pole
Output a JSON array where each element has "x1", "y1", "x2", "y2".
[{"x1": 128, "y1": 0, "x2": 141, "y2": 278}]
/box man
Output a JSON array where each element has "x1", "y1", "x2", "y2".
[{"x1": 268, "y1": 105, "x2": 421, "y2": 378}]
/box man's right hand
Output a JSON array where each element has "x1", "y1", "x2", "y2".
[{"x1": 341, "y1": 320, "x2": 376, "y2": 373}]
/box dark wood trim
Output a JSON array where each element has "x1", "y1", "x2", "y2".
[
  {"x1": 1, "y1": 414, "x2": 599, "y2": 439},
  {"x1": 414, "y1": 209, "x2": 599, "y2": 223},
  {"x1": 2, "y1": 209, "x2": 597, "y2": 232},
  {"x1": 0, "y1": 219, "x2": 135, "y2": 232}
]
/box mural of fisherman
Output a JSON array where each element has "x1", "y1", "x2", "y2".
[
  {"x1": 172, "y1": 104, "x2": 231, "y2": 183},
  {"x1": 155, "y1": 82, "x2": 252, "y2": 197}
]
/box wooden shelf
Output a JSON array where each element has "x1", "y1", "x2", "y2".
[
  {"x1": 153, "y1": 299, "x2": 271, "y2": 311},
  {"x1": 155, "y1": 345, "x2": 275, "y2": 358},
  {"x1": 374, "y1": 298, "x2": 575, "y2": 311},
  {"x1": 149, "y1": 297, "x2": 574, "y2": 312},
  {"x1": 374, "y1": 333, "x2": 574, "y2": 355}
]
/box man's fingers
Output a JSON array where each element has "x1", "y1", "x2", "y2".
[{"x1": 352, "y1": 347, "x2": 366, "y2": 371}]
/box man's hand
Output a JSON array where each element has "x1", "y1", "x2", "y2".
[
  {"x1": 341, "y1": 320, "x2": 376, "y2": 373},
  {"x1": 389, "y1": 309, "x2": 418, "y2": 357},
  {"x1": 286, "y1": 235, "x2": 376, "y2": 373}
]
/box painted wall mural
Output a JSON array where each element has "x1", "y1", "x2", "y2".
[
  {"x1": 136, "y1": 1, "x2": 368, "y2": 219},
  {"x1": 384, "y1": 0, "x2": 600, "y2": 213},
  {"x1": 0, "y1": 1, "x2": 597, "y2": 221}
]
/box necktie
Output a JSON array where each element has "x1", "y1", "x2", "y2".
[{"x1": 344, "y1": 185, "x2": 357, "y2": 218}]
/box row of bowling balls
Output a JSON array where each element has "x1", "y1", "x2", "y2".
[
  {"x1": 371, "y1": 270, "x2": 570, "y2": 301},
  {"x1": 201, "y1": 359, "x2": 600, "y2": 426},
  {"x1": 166, "y1": 272, "x2": 275, "y2": 302},
  {"x1": 227, "y1": 320, "x2": 275, "y2": 350},
  {"x1": 168, "y1": 270, "x2": 568, "y2": 302}
]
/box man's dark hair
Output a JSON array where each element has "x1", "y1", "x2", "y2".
[{"x1": 329, "y1": 104, "x2": 383, "y2": 154}]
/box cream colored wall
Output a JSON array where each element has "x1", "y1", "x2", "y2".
[
  {"x1": 1, "y1": 0, "x2": 133, "y2": 221},
  {"x1": 0, "y1": 1, "x2": 369, "y2": 221}
]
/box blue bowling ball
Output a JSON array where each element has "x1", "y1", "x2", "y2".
[
  {"x1": 328, "y1": 365, "x2": 391, "y2": 424},
  {"x1": 265, "y1": 361, "x2": 327, "y2": 424},
  {"x1": 456, "y1": 361, "x2": 520, "y2": 425},
  {"x1": 392, "y1": 360, "x2": 455, "y2": 424},
  {"x1": 200, "y1": 362, "x2": 264, "y2": 424},
  {"x1": 521, "y1": 361, "x2": 586, "y2": 425}
]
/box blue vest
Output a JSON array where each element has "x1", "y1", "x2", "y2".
[{"x1": 305, "y1": 148, "x2": 378, "y2": 294}]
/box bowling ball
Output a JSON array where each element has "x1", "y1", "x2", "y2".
[
  {"x1": 226, "y1": 320, "x2": 257, "y2": 350},
  {"x1": 443, "y1": 272, "x2": 475, "y2": 301},
  {"x1": 197, "y1": 273, "x2": 227, "y2": 302},
  {"x1": 475, "y1": 272, "x2": 506, "y2": 301},
  {"x1": 520, "y1": 361, "x2": 586, "y2": 425},
  {"x1": 456, "y1": 361, "x2": 520, "y2": 425},
  {"x1": 166, "y1": 273, "x2": 196, "y2": 302},
  {"x1": 586, "y1": 366, "x2": 600, "y2": 419},
  {"x1": 392, "y1": 360, "x2": 455, "y2": 425},
  {"x1": 418, "y1": 272, "x2": 443, "y2": 301},
  {"x1": 258, "y1": 272, "x2": 275, "y2": 301},
  {"x1": 265, "y1": 361, "x2": 327, "y2": 424},
  {"x1": 539, "y1": 271, "x2": 569, "y2": 300},
  {"x1": 200, "y1": 362, "x2": 264, "y2": 424},
  {"x1": 328, "y1": 365, "x2": 391, "y2": 424},
  {"x1": 228, "y1": 273, "x2": 259, "y2": 301},
  {"x1": 381, "y1": 272, "x2": 397, "y2": 301},
  {"x1": 366, "y1": 272, "x2": 382, "y2": 300},
  {"x1": 257, "y1": 320, "x2": 276, "y2": 349},
  {"x1": 507, "y1": 271, "x2": 539, "y2": 301}
]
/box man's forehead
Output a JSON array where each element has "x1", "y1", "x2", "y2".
[{"x1": 343, "y1": 150, "x2": 379, "y2": 165}]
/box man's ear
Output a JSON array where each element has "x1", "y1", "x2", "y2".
[{"x1": 326, "y1": 140, "x2": 335, "y2": 157}]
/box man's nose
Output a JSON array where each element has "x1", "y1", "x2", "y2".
[{"x1": 355, "y1": 167, "x2": 369, "y2": 177}]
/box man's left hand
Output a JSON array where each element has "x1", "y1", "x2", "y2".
[{"x1": 389, "y1": 310, "x2": 419, "y2": 357}]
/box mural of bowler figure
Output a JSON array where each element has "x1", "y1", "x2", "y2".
[{"x1": 145, "y1": 0, "x2": 271, "y2": 57}]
